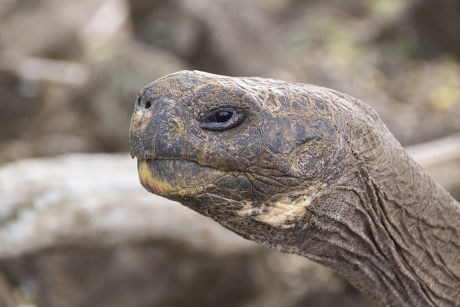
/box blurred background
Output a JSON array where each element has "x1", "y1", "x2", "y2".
[{"x1": 0, "y1": 0, "x2": 459, "y2": 306}]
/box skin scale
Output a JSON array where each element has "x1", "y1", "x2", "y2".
[{"x1": 129, "y1": 70, "x2": 460, "y2": 307}]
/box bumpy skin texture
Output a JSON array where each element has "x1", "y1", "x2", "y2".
[{"x1": 129, "y1": 70, "x2": 460, "y2": 307}]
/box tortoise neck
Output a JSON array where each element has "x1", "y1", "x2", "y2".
[{"x1": 306, "y1": 134, "x2": 460, "y2": 306}]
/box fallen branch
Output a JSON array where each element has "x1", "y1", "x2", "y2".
[{"x1": 0, "y1": 133, "x2": 458, "y2": 259}]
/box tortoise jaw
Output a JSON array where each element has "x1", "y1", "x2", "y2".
[
  {"x1": 137, "y1": 159, "x2": 227, "y2": 199},
  {"x1": 137, "y1": 159, "x2": 182, "y2": 196}
]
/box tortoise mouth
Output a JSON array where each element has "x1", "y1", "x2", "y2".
[{"x1": 137, "y1": 159, "x2": 227, "y2": 198}]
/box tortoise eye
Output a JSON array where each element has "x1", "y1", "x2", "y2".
[{"x1": 200, "y1": 107, "x2": 244, "y2": 131}]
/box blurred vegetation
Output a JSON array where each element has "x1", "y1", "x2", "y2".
[{"x1": 0, "y1": 0, "x2": 460, "y2": 164}]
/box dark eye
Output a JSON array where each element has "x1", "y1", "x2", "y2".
[{"x1": 200, "y1": 107, "x2": 244, "y2": 131}]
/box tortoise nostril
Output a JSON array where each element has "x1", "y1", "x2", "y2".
[{"x1": 145, "y1": 101, "x2": 151, "y2": 109}]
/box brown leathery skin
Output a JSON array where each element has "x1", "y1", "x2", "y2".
[{"x1": 129, "y1": 70, "x2": 460, "y2": 307}]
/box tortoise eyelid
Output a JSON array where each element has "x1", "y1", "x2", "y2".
[{"x1": 199, "y1": 107, "x2": 244, "y2": 131}]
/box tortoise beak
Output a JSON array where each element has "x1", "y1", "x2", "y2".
[
  {"x1": 137, "y1": 158, "x2": 227, "y2": 199},
  {"x1": 129, "y1": 95, "x2": 158, "y2": 160}
]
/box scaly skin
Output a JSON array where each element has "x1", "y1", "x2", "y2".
[{"x1": 129, "y1": 70, "x2": 460, "y2": 307}]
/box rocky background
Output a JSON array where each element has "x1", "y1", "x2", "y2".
[{"x1": 0, "y1": 0, "x2": 459, "y2": 306}]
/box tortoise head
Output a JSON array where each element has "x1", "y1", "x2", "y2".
[
  {"x1": 130, "y1": 71, "x2": 460, "y2": 307},
  {"x1": 129, "y1": 70, "x2": 360, "y2": 230}
]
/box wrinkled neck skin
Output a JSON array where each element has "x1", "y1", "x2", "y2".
[
  {"x1": 184, "y1": 99, "x2": 460, "y2": 307},
  {"x1": 301, "y1": 140, "x2": 460, "y2": 307}
]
